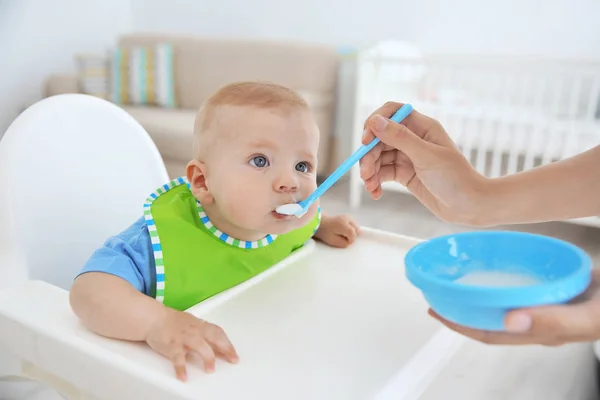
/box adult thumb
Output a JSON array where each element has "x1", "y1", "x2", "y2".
[
  {"x1": 369, "y1": 114, "x2": 429, "y2": 160},
  {"x1": 506, "y1": 302, "x2": 600, "y2": 340}
]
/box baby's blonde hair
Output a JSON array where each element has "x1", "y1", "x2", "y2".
[{"x1": 193, "y1": 81, "x2": 309, "y2": 157}]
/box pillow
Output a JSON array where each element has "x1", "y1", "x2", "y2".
[
  {"x1": 76, "y1": 54, "x2": 110, "y2": 99},
  {"x1": 110, "y1": 43, "x2": 176, "y2": 108}
]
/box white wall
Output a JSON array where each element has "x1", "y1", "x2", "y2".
[
  {"x1": 0, "y1": 0, "x2": 132, "y2": 136},
  {"x1": 131, "y1": 0, "x2": 600, "y2": 59}
]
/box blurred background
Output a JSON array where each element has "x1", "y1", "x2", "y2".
[{"x1": 2, "y1": 0, "x2": 600, "y2": 256}]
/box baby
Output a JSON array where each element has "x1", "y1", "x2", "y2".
[{"x1": 69, "y1": 81, "x2": 360, "y2": 381}]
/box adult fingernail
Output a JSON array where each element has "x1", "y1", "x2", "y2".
[
  {"x1": 373, "y1": 115, "x2": 389, "y2": 132},
  {"x1": 506, "y1": 313, "x2": 532, "y2": 332},
  {"x1": 362, "y1": 128, "x2": 368, "y2": 140}
]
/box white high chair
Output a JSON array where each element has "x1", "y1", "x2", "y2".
[
  {"x1": 0, "y1": 93, "x2": 170, "y2": 292},
  {"x1": 0, "y1": 94, "x2": 169, "y2": 397},
  {"x1": 0, "y1": 94, "x2": 596, "y2": 400}
]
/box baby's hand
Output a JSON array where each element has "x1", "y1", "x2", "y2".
[
  {"x1": 145, "y1": 307, "x2": 239, "y2": 381},
  {"x1": 314, "y1": 214, "x2": 361, "y2": 248}
]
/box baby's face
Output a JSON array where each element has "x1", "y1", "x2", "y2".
[{"x1": 201, "y1": 106, "x2": 320, "y2": 237}]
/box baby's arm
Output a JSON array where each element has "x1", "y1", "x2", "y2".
[
  {"x1": 70, "y1": 271, "x2": 166, "y2": 341},
  {"x1": 70, "y1": 272, "x2": 237, "y2": 379},
  {"x1": 479, "y1": 145, "x2": 600, "y2": 226},
  {"x1": 69, "y1": 225, "x2": 165, "y2": 340},
  {"x1": 69, "y1": 222, "x2": 238, "y2": 380}
]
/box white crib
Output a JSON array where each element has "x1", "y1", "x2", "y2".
[{"x1": 349, "y1": 41, "x2": 600, "y2": 227}]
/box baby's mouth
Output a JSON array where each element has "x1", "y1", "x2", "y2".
[{"x1": 271, "y1": 210, "x2": 292, "y2": 220}]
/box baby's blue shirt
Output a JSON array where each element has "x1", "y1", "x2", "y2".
[{"x1": 78, "y1": 217, "x2": 154, "y2": 295}]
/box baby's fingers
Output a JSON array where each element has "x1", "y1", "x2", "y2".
[
  {"x1": 204, "y1": 325, "x2": 239, "y2": 364},
  {"x1": 337, "y1": 221, "x2": 358, "y2": 243},
  {"x1": 326, "y1": 232, "x2": 351, "y2": 248},
  {"x1": 186, "y1": 336, "x2": 217, "y2": 373},
  {"x1": 170, "y1": 347, "x2": 188, "y2": 381},
  {"x1": 348, "y1": 219, "x2": 361, "y2": 235}
]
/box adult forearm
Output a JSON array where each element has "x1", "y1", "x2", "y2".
[
  {"x1": 69, "y1": 272, "x2": 167, "y2": 341},
  {"x1": 479, "y1": 145, "x2": 600, "y2": 226}
]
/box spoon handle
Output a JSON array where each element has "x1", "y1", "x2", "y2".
[{"x1": 300, "y1": 103, "x2": 414, "y2": 209}]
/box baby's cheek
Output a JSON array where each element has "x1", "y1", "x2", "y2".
[
  {"x1": 221, "y1": 187, "x2": 251, "y2": 216},
  {"x1": 306, "y1": 181, "x2": 318, "y2": 195},
  {"x1": 298, "y1": 176, "x2": 316, "y2": 196}
]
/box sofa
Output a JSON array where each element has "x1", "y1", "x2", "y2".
[{"x1": 43, "y1": 33, "x2": 341, "y2": 179}]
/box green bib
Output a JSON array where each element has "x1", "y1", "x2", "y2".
[{"x1": 142, "y1": 177, "x2": 320, "y2": 311}]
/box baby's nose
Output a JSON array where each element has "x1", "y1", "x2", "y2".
[{"x1": 274, "y1": 175, "x2": 299, "y2": 192}]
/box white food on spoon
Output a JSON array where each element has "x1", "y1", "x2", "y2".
[{"x1": 276, "y1": 203, "x2": 305, "y2": 218}]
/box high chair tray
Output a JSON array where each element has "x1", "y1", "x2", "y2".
[{"x1": 0, "y1": 228, "x2": 595, "y2": 399}]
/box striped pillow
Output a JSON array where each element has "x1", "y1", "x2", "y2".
[
  {"x1": 76, "y1": 54, "x2": 110, "y2": 99},
  {"x1": 110, "y1": 43, "x2": 176, "y2": 108}
]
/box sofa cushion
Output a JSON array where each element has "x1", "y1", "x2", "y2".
[
  {"x1": 122, "y1": 106, "x2": 196, "y2": 161},
  {"x1": 117, "y1": 35, "x2": 339, "y2": 110},
  {"x1": 111, "y1": 43, "x2": 177, "y2": 108}
]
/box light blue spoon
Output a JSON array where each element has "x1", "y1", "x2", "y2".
[{"x1": 276, "y1": 103, "x2": 414, "y2": 217}]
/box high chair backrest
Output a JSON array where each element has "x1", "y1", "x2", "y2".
[{"x1": 0, "y1": 94, "x2": 170, "y2": 290}]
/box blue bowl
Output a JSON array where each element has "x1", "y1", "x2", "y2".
[{"x1": 404, "y1": 231, "x2": 592, "y2": 331}]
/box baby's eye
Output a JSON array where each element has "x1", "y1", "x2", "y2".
[
  {"x1": 295, "y1": 162, "x2": 310, "y2": 173},
  {"x1": 250, "y1": 155, "x2": 269, "y2": 168}
]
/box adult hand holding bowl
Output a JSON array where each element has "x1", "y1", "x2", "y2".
[{"x1": 404, "y1": 231, "x2": 595, "y2": 346}]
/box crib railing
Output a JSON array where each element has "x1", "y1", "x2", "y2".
[{"x1": 350, "y1": 48, "x2": 600, "y2": 227}]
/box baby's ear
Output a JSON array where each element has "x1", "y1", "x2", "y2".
[{"x1": 186, "y1": 160, "x2": 213, "y2": 204}]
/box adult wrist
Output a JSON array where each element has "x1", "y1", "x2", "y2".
[
  {"x1": 470, "y1": 175, "x2": 526, "y2": 227},
  {"x1": 458, "y1": 175, "x2": 499, "y2": 227}
]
